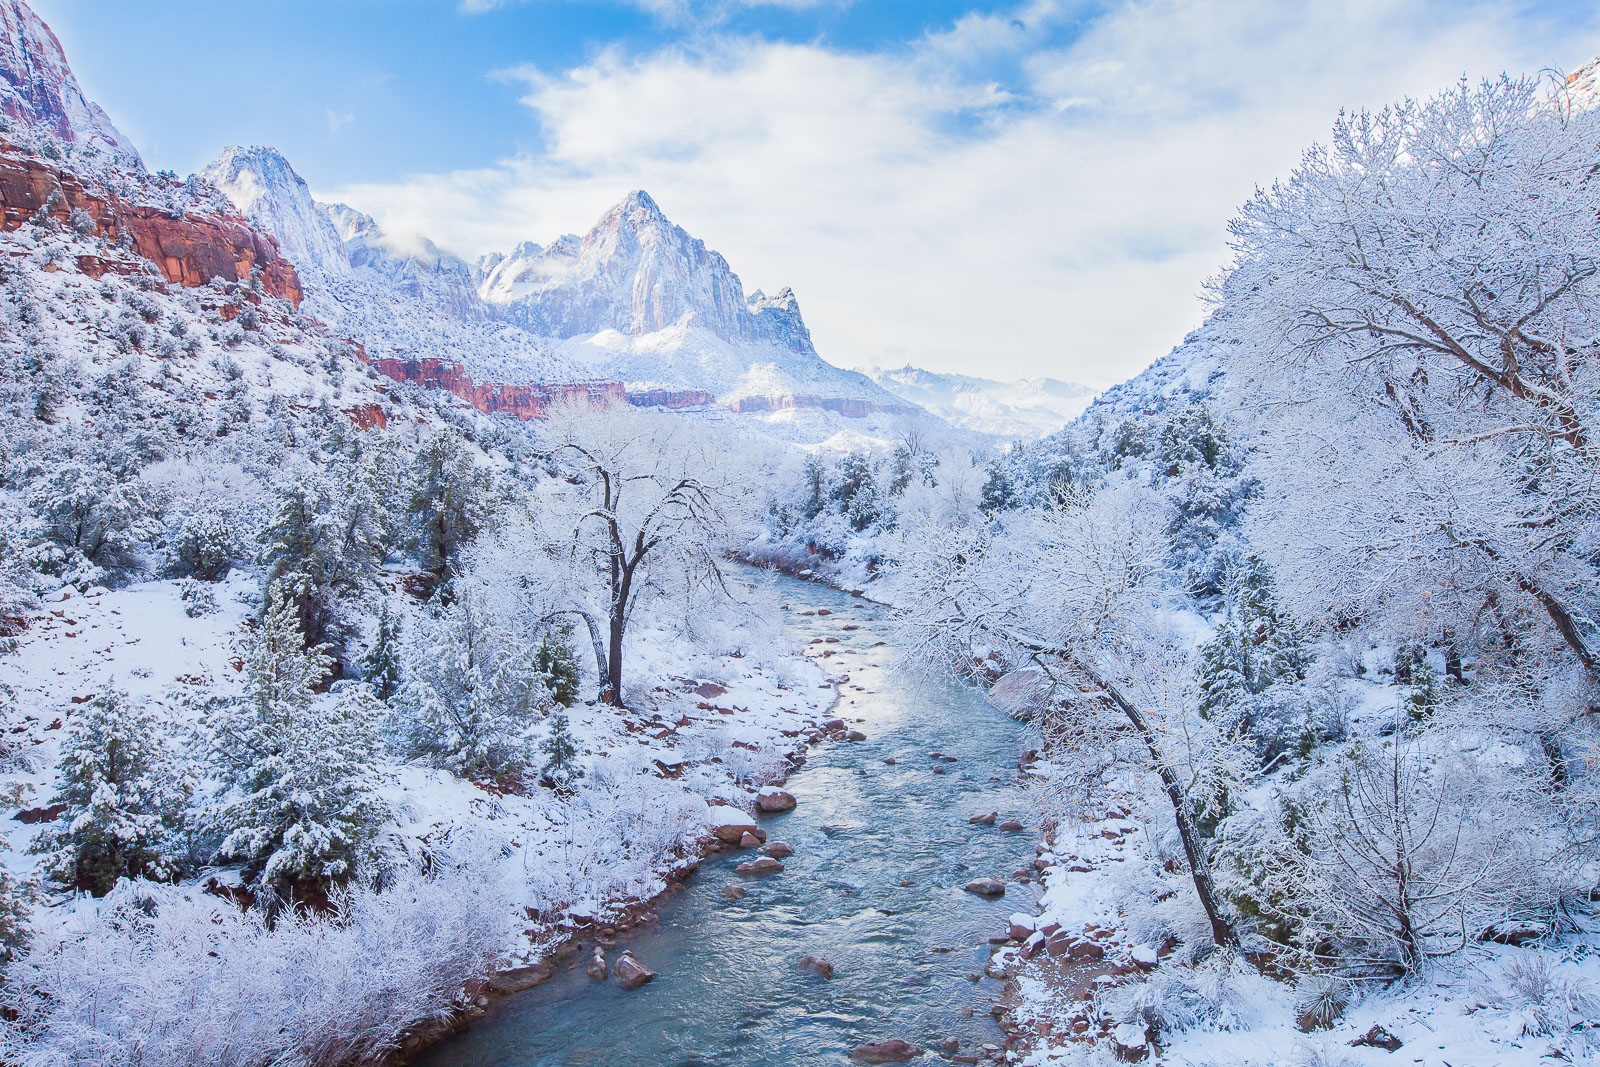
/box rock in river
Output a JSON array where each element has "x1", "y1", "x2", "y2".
[
  {"x1": 755, "y1": 788, "x2": 797, "y2": 814},
  {"x1": 796, "y1": 955, "x2": 834, "y2": 978},
  {"x1": 997, "y1": 820, "x2": 1025, "y2": 832},
  {"x1": 963, "y1": 878, "x2": 1006, "y2": 897},
  {"x1": 850, "y1": 1038, "x2": 921, "y2": 1063},
  {"x1": 969, "y1": 812, "x2": 997, "y2": 825},
  {"x1": 736, "y1": 857, "x2": 785, "y2": 876},
  {"x1": 586, "y1": 948, "x2": 607, "y2": 981},
  {"x1": 764, "y1": 841, "x2": 794, "y2": 858},
  {"x1": 613, "y1": 951, "x2": 656, "y2": 990}
]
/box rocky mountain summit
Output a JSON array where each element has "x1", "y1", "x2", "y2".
[{"x1": 0, "y1": 0, "x2": 139, "y2": 169}]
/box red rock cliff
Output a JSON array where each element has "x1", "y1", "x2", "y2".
[
  {"x1": 0, "y1": 140, "x2": 301, "y2": 304},
  {"x1": 364, "y1": 354, "x2": 626, "y2": 419}
]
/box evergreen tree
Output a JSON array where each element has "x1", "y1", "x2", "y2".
[
  {"x1": 209, "y1": 583, "x2": 387, "y2": 890},
  {"x1": 33, "y1": 690, "x2": 182, "y2": 895},
  {"x1": 391, "y1": 589, "x2": 545, "y2": 779},
  {"x1": 534, "y1": 627, "x2": 581, "y2": 708},
  {"x1": 362, "y1": 603, "x2": 403, "y2": 704},
  {"x1": 409, "y1": 432, "x2": 493, "y2": 573},
  {"x1": 539, "y1": 711, "x2": 583, "y2": 796},
  {"x1": 1196, "y1": 556, "x2": 1308, "y2": 761}
]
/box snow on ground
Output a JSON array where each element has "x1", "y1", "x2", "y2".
[{"x1": 0, "y1": 569, "x2": 837, "y2": 962}]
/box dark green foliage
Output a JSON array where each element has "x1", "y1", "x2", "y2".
[
  {"x1": 363, "y1": 604, "x2": 403, "y2": 704},
  {"x1": 409, "y1": 432, "x2": 493, "y2": 573},
  {"x1": 535, "y1": 628, "x2": 581, "y2": 708},
  {"x1": 33, "y1": 690, "x2": 181, "y2": 895},
  {"x1": 540, "y1": 711, "x2": 583, "y2": 795}
]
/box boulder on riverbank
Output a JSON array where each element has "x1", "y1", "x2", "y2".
[
  {"x1": 707, "y1": 804, "x2": 760, "y2": 843},
  {"x1": 613, "y1": 952, "x2": 656, "y2": 990},
  {"x1": 850, "y1": 1038, "x2": 921, "y2": 1062},
  {"x1": 964, "y1": 878, "x2": 1006, "y2": 897},
  {"x1": 755, "y1": 787, "x2": 797, "y2": 813}
]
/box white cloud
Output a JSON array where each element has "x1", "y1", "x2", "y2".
[
  {"x1": 325, "y1": 108, "x2": 355, "y2": 135},
  {"x1": 335, "y1": 0, "x2": 1600, "y2": 384}
]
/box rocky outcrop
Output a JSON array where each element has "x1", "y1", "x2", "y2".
[
  {"x1": 363, "y1": 355, "x2": 625, "y2": 420},
  {"x1": 0, "y1": 141, "x2": 302, "y2": 303},
  {"x1": 624, "y1": 386, "x2": 717, "y2": 409}
]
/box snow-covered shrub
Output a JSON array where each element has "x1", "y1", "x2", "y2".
[
  {"x1": 169, "y1": 501, "x2": 244, "y2": 581},
  {"x1": 207, "y1": 584, "x2": 388, "y2": 889},
  {"x1": 1490, "y1": 954, "x2": 1600, "y2": 1047},
  {"x1": 33, "y1": 690, "x2": 184, "y2": 895},
  {"x1": 0, "y1": 854, "x2": 518, "y2": 1067},
  {"x1": 177, "y1": 578, "x2": 217, "y2": 617},
  {"x1": 391, "y1": 589, "x2": 546, "y2": 779},
  {"x1": 25, "y1": 460, "x2": 160, "y2": 574},
  {"x1": 1269, "y1": 737, "x2": 1530, "y2": 972}
]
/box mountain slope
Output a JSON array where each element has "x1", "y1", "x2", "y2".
[
  {"x1": 0, "y1": 0, "x2": 139, "y2": 169},
  {"x1": 868, "y1": 365, "x2": 1097, "y2": 439},
  {"x1": 202, "y1": 146, "x2": 598, "y2": 409}
]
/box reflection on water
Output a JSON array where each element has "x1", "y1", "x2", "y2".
[{"x1": 418, "y1": 574, "x2": 1039, "y2": 1067}]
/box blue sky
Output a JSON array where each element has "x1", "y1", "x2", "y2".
[
  {"x1": 28, "y1": 0, "x2": 1600, "y2": 383},
  {"x1": 32, "y1": 1, "x2": 1053, "y2": 187}
]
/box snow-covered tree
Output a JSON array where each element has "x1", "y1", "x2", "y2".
[
  {"x1": 408, "y1": 430, "x2": 494, "y2": 574},
  {"x1": 893, "y1": 482, "x2": 1238, "y2": 948},
  {"x1": 1219, "y1": 73, "x2": 1600, "y2": 683},
  {"x1": 362, "y1": 603, "x2": 403, "y2": 704},
  {"x1": 536, "y1": 404, "x2": 747, "y2": 706},
  {"x1": 33, "y1": 690, "x2": 183, "y2": 895},
  {"x1": 208, "y1": 583, "x2": 387, "y2": 890},
  {"x1": 258, "y1": 465, "x2": 385, "y2": 654},
  {"x1": 391, "y1": 587, "x2": 545, "y2": 778},
  {"x1": 540, "y1": 710, "x2": 583, "y2": 796}
]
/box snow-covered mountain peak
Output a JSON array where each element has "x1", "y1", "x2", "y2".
[
  {"x1": 479, "y1": 190, "x2": 763, "y2": 345},
  {"x1": 0, "y1": 0, "x2": 141, "y2": 169},
  {"x1": 202, "y1": 145, "x2": 350, "y2": 280}
]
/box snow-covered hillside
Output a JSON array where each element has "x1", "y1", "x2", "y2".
[{"x1": 868, "y1": 364, "x2": 1098, "y2": 439}]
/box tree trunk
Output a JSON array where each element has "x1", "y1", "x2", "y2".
[
  {"x1": 605, "y1": 611, "x2": 625, "y2": 707},
  {"x1": 1075, "y1": 656, "x2": 1237, "y2": 949}
]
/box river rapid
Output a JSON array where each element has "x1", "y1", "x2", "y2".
[{"x1": 418, "y1": 572, "x2": 1041, "y2": 1067}]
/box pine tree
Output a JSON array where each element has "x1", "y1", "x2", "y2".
[
  {"x1": 534, "y1": 627, "x2": 581, "y2": 708},
  {"x1": 391, "y1": 589, "x2": 544, "y2": 779},
  {"x1": 409, "y1": 432, "x2": 493, "y2": 573},
  {"x1": 363, "y1": 603, "x2": 403, "y2": 704},
  {"x1": 33, "y1": 690, "x2": 181, "y2": 895},
  {"x1": 1196, "y1": 556, "x2": 1308, "y2": 761},
  {"x1": 209, "y1": 583, "x2": 387, "y2": 891},
  {"x1": 540, "y1": 711, "x2": 583, "y2": 796}
]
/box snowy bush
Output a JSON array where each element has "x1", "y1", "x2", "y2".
[{"x1": 0, "y1": 856, "x2": 518, "y2": 1067}]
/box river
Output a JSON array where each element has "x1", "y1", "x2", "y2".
[{"x1": 417, "y1": 572, "x2": 1040, "y2": 1066}]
